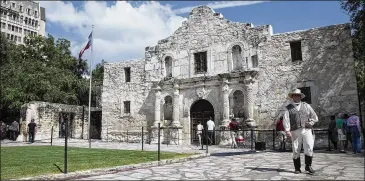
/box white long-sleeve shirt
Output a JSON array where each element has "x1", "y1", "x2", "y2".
[{"x1": 283, "y1": 101, "x2": 318, "y2": 132}]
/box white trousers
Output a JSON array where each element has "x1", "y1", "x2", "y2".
[
  {"x1": 291, "y1": 128, "x2": 314, "y2": 159},
  {"x1": 230, "y1": 131, "x2": 238, "y2": 148}
]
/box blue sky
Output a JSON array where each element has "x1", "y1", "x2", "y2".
[{"x1": 40, "y1": 1, "x2": 350, "y2": 69}]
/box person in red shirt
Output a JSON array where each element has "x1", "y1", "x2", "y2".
[
  {"x1": 276, "y1": 116, "x2": 287, "y2": 151},
  {"x1": 228, "y1": 118, "x2": 239, "y2": 148}
]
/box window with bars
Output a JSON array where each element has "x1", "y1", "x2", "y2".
[
  {"x1": 290, "y1": 41, "x2": 302, "y2": 61},
  {"x1": 124, "y1": 67, "x2": 131, "y2": 82},
  {"x1": 194, "y1": 51, "x2": 207, "y2": 74},
  {"x1": 124, "y1": 101, "x2": 131, "y2": 113},
  {"x1": 251, "y1": 55, "x2": 258, "y2": 68},
  {"x1": 298, "y1": 87, "x2": 311, "y2": 104}
]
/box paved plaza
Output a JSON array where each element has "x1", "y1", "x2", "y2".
[
  {"x1": 2, "y1": 139, "x2": 364, "y2": 180},
  {"x1": 76, "y1": 150, "x2": 364, "y2": 180}
]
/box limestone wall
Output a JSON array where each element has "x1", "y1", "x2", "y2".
[
  {"x1": 19, "y1": 101, "x2": 100, "y2": 142},
  {"x1": 101, "y1": 59, "x2": 154, "y2": 141},
  {"x1": 102, "y1": 6, "x2": 359, "y2": 143},
  {"x1": 255, "y1": 23, "x2": 359, "y2": 128}
]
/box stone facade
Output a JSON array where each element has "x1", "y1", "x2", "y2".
[
  {"x1": 102, "y1": 6, "x2": 359, "y2": 145},
  {"x1": 18, "y1": 101, "x2": 101, "y2": 142}
]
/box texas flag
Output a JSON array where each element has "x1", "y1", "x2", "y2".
[{"x1": 79, "y1": 32, "x2": 92, "y2": 60}]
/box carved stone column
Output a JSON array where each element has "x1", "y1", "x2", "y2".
[
  {"x1": 154, "y1": 86, "x2": 161, "y2": 126},
  {"x1": 222, "y1": 80, "x2": 230, "y2": 126},
  {"x1": 172, "y1": 84, "x2": 181, "y2": 127},
  {"x1": 219, "y1": 79, "x2": 231, "y2": 146},
  {"x1": 245, "y1": 78, "x2": 256, "y2": 128}
]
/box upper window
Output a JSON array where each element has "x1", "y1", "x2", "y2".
[
  {"x1": 251, "y1": 55, "x2": 258, "y2": 68},
  {"x1": 19, "y1": 5, "x2": 23, "y2": 12},
  {"x1": 124, "y1": 101, "x2": 131, "y2": 113},
  {"x1": 290, "y1": 41, "x2": 302, "y2": 62},
  {"x1": 298, "y1": 87, "x2": 311, "y2": 104},
  {"x1": 164, "y1": 56, "x2": 172, "y2": 78},
  {"x1": 194, "y1": 51, "x2": 207, "y2": 74},
  {"x1": 124, "y1": 67, "x2": 131, "y2": 82},
  {"x1": 232, "y1": 45, "x2": 242, "y2": 70}
]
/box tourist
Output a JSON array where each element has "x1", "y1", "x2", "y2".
[
  {"x1": 206, "y1": 117, "x2": 215, "y2": 145},
  {"x1": 328, "y1": 115, "x2": 338, "y2": 150},
  {"x1": 276, "y1": 116, "x2": 287, "y2": 152},
  {"x1": 346, "y1": 114, "x2": 362, "y2": 154},
  {"x1": 283, "y1": 88, "x2": 318, "y2": 174},
  {"x1": 9, "y1": 120, "x2": 19, "y2": 141},
  {"x1": 336, "y1": 114, "x2": 346, "y2": 153},
  {"x1": 228, "y1": 118, "x2": 239, "y2": 148},
  {"x1": 27, "y1": 119, "x2": 37, "y2": 143},
  {"x1": 343, "y1": 114, "x2": 352, "y2": 150},
  {"x1": 0, "y1": 121, "x2": 6, "y2": 140},
  {"x1": 196, "y1": 121, "x2": 204, "y2": 147}
]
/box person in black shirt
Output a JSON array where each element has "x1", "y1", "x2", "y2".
[{"x1": 27, "y1": 119, "x2": 37, "y2": 143}]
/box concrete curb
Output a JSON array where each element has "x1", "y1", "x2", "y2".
[{"x1": 15, "y1": 153, "x2": 210, "y2": 180}]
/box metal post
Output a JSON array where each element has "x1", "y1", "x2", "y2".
[
  {"x1": 272, "y1": 129, "x2": 275, "y2": 150},
  {"x1": 205, "y1": 129, "x2": 208, "y2": 154},
  {"x1": 64, "y1": 116, "x2": 68, "y2": 174},
  {"x1": 326, "y1": 129, "x2": 332, "y2": 151},
  {"x1": 142, "y1": 127, "x2": 144, "y2": 151},
  {"x1": 158, "y1": 123, "x2": 161, "y2": 162},
  {"x1": 51, "y1": 126, "x2": 53, "y2": 146},
  {"x1": 251, "y1": 128, "x2": 254, "y2": 151}
]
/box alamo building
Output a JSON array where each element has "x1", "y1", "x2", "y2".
[{"x1": 101, "y1": 6, "x2": 359, "y2": 145}]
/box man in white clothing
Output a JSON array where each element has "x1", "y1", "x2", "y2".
[
  {"x1": 283, "y1": 89, "x2": 318, "y2": 174},
  {"x1": 196, "y1": 122, "x2": 204, "y2": 147},
  {"x1": 206, "y1": 117, "x2": 215, "y2": 145}
]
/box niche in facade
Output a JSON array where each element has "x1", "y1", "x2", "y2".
[
  {"x1": 165, "y1": 56, "x2": 172, "y2": 77},
  {"x1": 233, "y1": 90, "x2": 245, "y2": 118},
  {"x1": 232, "y1": 45, "x2": 242, "y2": 70},
  {"x1": 163, "y1": 96, "x2": 173, "y2": 120}
]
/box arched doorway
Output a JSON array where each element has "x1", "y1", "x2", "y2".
[{"x1": 190, "y1": 99, "x2": 215, "y2": 145}]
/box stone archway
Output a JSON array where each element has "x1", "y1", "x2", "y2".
[{"x1": 190, "y1": 99, "x2": 215, "y2": 145}]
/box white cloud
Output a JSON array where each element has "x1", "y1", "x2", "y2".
[
  {"x1": 173, "y1": 1, "x2": 265, "y2": 14},
  {"x1": 39, "y1": 1, "x2": 264, "y2": 68},
  {"x1": 40, "y1": 1, "x2": 186, "y2": 67}
]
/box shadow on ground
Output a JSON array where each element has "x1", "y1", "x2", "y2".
[
  {"x1": 244, "y1": 166, "x2": 293, "y2": 173},
  {"x1": 210, "y1": 151, "x2": 261, "y2": 157}
]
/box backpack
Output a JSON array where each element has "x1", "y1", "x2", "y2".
[{"x1": 230, "y1": 121, "x2": 239, "y2": 131}]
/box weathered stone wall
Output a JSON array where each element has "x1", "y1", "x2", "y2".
[
  {"x1": 255, "y1": 24, "x2": 359, "y2": 128},
  {"x1": 102, "y1": 6, "x2": 359, "y2": 143},
  {"x1": 19, "y1": 101, "x2": 100, "y2": 142},
  {"x1": 101, "y1": 59, "x2": 154, "y2": 141}
]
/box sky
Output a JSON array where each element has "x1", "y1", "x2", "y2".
[{"x1": 39, "y1": 1, "x2": 350, "y2": 69}]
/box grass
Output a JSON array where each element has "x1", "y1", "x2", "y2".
[{"x1": 0, "y1": 146, "x2": 194, "y2": 180}]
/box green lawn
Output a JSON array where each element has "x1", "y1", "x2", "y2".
[{"x1": 1, "y1": 146, "x2": 193, "y2": 180}]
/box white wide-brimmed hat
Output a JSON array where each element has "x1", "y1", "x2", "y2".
[{"x1": 288, "y1": 89, "x2": 305, "y2": 99}]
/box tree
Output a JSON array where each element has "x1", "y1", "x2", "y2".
[
  {"x1": 341, "y1": 0, "x2": 365, "y2": 144},
  {"x1": 91, "y1": 60, "x2": 106, "y2": 107},
  {"x1": 0, "y1": 34, "x2": 89, "y2": 121}
]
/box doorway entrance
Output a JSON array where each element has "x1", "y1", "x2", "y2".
[
  {"x1": 59, "y1": 112, "x2": 75, "y2": 138},
  {"x1": 190, "y1": 99, "x2": 215, "y2": 145}
]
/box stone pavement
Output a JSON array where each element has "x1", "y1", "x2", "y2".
[{"x1": 78, "y1": 151, "x2": 364, "y2": 180}]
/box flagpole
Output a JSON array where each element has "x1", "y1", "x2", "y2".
[{"x1": 88, "y1": 25, "x2": 94, "y2": 149}]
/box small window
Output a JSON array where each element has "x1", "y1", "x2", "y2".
[
  {"x1": 18, "y1": 36, "x2": 21, "y2": 42},
  {"x1": 124, "y1": 67, "x2": 131, "y2": 82},
  {"x1": 290, "y1": 41, "x2": 302, "y2": 61},
  {"x1": 194, "y1": 51, "x2": 207, "y2": 73},
  {"x1": 124, "y1": 101, "x2": 131, "y2": 113},
  {"x1": 11, "y1": 2, "x2": 14, "y2": 8},
  {"x1": 251, "y1": 55, "x2": 258, "y2": 68},
  {"x1": 19, "y1": 5, "x2": 23, "y2": 12},
  {"x1": 11, "y1": 25, "x2": 14, "y2": 31},
  {"x1": 298, "y1": 87, "x2": 311, "y2": 104},
  {"x1": 7, "y1": 24, "x2": 10, "y2": 30},
  {"x1": 34, "y1": 11, "x2": 38, "y2": 17}
]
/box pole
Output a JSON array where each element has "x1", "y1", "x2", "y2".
[
  {"x1": 64, "y1": 115, "x2": 68, "y2": 174},
  {"x1": 142, "y1": 127, "x2": 144, "y2": 151},
  {"x1": 251, "y1": 128, "x2": 253, "y2": 151},
  {"x1": 51, "y1": 126, "x2": 53, "y2": 146},
  {"x1": 88, "y1": 25, "x2": 94, "y2": 149},
  {"x1": 158, "y1": 123, "x2": 161, "y2": 162},
  {"x1": 272, "y1": 129, "x2": 275, "y2": 150},
  {"x1": 205, "y1": 129, "x2": 208, "y2": 154}
]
